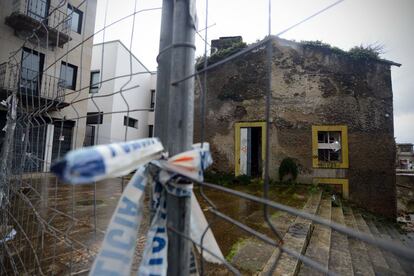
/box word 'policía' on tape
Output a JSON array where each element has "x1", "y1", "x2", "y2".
[
  {"x1": 51, "y1": 138, "x2": 163, "y2": 184},
  {"x1": 51, "y1": 139, "x2": 224, "y2": 276},
  {"x1": 90, "y1": 166, "x2": 148, "y2": 276}
]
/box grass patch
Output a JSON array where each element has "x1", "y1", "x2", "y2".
[
  {"x1": 226, "y1": 238, "x2": 247, "y2": 262},
  {"x1": 308, "y1": 184, "x2": 321, "y2": 194},
  {"x1": 271, "y1": 210, "x2": 282, "y2": 219},
  {"x1": 292, "y1": 193, "x2": 306, "y2": 200},
  {"x1": 204, "y1": 171, "x2": 256, "y2": 186},
  {"x1": 204, "y1": 171, "x2": 237, "y2": 186},
  {"x1": 280, "y1": 183, "x2": 298, "y2": 195}
]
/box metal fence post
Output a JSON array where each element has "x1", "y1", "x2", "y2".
[
  {"x1": 154, "y1": 0, "x2": 174, "y2": 145},
  {"x1": 155, "y1": 0, "x2": 197, "y2": 275},
  {"x1": 0, "y1": 93, "x2": 17, "y2": 203},
  {"x1": 167, "y1": 0, "x2": 196, "y2": 155}
]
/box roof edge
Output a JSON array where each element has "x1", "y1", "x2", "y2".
[
  {"x1": 271, "y1": 36, "x2": 401, "y2": 67},
  {"x1": 93, "y1": 40, "x2": 152, "y2": 73}
]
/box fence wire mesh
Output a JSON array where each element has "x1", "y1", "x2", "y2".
[{"x1": 0, "y1": 0, "x2": 413, "y2": 275}]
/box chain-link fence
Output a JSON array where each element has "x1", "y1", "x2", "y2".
[{"x1": 0, "y1": 0, "x2": 413, "y2": 275}]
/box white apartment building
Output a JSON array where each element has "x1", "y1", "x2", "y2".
[
  {"x1": 85, "y1": 40, "x2": 155, "y2": 146},
  {"x1": 0, "y1": 0, "x2": 97, "y2": 172}
]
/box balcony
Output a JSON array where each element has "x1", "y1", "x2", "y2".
[
  {"x1": 5, "y1": 0, "x2": 71, "y2": 47},
  {"x1": 0, "y1": 62, "x2": 69, "y2": 110}
]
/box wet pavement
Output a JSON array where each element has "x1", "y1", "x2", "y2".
[
  {"x1": 3, "y1": 174, "x2": 311, "y2": 275},
  {"x1": 194, "y1": 184, "x2": 311, "y2": 275},
  {"x1": 195, "y1": 184, "x2": 310, "y2": 257},
  {"x1": 3, "y1": 173, "x2": 151, "y2": 275}
]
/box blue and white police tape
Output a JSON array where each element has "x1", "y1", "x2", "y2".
[
  {"x1": 51, "y1": 138, "x2": 223, "y2": 276},
  {"x1": 90, "y1": 166, "x2": 149, "y2": 275},
  {"x1": 51, "y1": 138, "x2": 163, "y2": 184},
  {"x1": 138, "y1": 173, "x2": 169, "y2": 276}
]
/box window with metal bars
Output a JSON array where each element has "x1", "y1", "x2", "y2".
[{"x1": 317, "y1": 131, "x2": 342, "y2": 162}]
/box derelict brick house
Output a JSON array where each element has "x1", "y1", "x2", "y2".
[{"x1": 194, "y1": 36, "x2": 401, "y2": 217}]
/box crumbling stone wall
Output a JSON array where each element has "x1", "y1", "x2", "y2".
[
  {"x1": 396, "y1": 174, "x2": 414, "y2": 214},
  {"x1": 194, "y1": 37, "x2": 397, "y2": 217}
]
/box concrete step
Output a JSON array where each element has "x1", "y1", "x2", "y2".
[
  {"x1": 297, "y1": 195, "x2": 332, "y2": 276},
  {"x1": 365, "y1": 219, "x2": 406, "y2": 275},
  {"x1": 342, "y1": 206, "x2": 375, "y2": 276},
  {"x1": 384, "y1": 223, "x2": 414, "y2": 249},
  {"x1": 329, "y1": 201, "x2": 354, "y2": 276},
  {"x1": 375, "y1": 221, "x2": 414, "y2": 275},
  {"x1": 231, "y1": 212, "x2": 297, "y2": 273},
  {"x1": 231, "y1": 238, "x2": 275, "y2": 273},
  {"x1": 261, "y1": 190, "x2": 322, "y2": 276},
  {"x1": 353, "y1": 212, "x2": 392, "y2": 275}
]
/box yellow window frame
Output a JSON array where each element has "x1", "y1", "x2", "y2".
[
  {"x1": 312, "y1": 125, "x2": 349, "y2": 169},
  {"x1": 313, "y1": 178, "x2": 349, "y2": 199},
  {"x1": 235, "y1": 122, "x2": 266, "y2": 177}
]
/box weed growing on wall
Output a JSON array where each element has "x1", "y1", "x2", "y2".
[
  {"x1": 301, "y1": 40, "x2": 385, "y2": 62},
  {"x1": 279, "y1": 157, "x2": 299, "y2": 183}
]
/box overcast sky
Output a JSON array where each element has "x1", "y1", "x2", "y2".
[{"x1": 93, "y1": 0, "x2": 413, "y2": 144}]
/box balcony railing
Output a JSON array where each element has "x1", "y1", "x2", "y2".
[
  {"x1": 20, "y1": 67, "x2": 65, "y2": 101},
  {"x1": 0, "y1": 62, "x2": 67, "y2": 108},
  {"x1": 6, "y1": 0, "x2": 71, "y2": 47}
]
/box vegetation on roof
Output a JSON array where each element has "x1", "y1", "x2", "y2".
[
  {"x1": 196, "y1": 41, "x2": 247, "y2": 70},
  {"x1": 300, "y1": 40, "x2": 385, "y2": 62},
  {"x1": 195, "y1": 38, "x2": 386, "y2": 70}
]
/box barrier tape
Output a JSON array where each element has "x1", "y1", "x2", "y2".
[
  {"x1": 90, "y1": 166, "x2": 148, "y2": 275},
  {"x1": 0, "y1": 228, "x2": 16, "y2": 244},
  {"x1": 51, "y1": 139, "x2": 223, "y2": 276},
  {"x1": 52, "y1": 138, "x2": 164, "y2": 184},
  {"x1": 138, "y1": 175, "x2": 169, "y2": 276}
]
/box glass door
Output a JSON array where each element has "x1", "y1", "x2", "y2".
[{"x1": 21, "y1": 48, "x2": 44, "y2": 96}]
